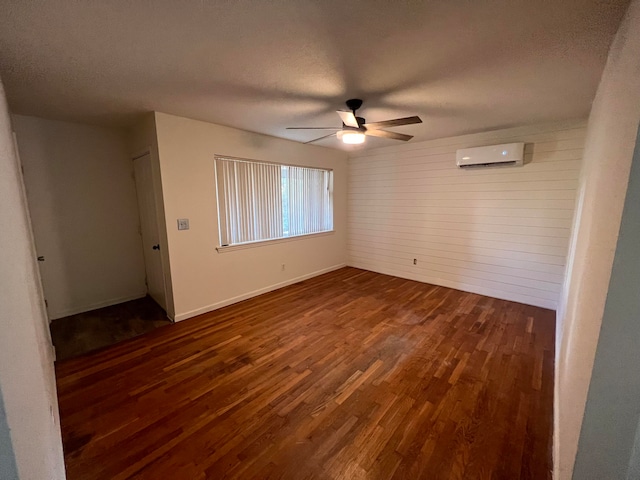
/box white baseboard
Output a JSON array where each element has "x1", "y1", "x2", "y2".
[
  {"x1": 174, "y1": 263, "x2": 347, "y2": 322},
  {"x1": 48, "y1": 292, "x2": 148, "y2": 320}
]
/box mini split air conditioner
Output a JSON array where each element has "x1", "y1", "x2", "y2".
[{"x1": 456, "y1": 142, "x2": 525, "y2": 168}]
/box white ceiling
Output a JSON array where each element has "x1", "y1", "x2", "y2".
[{"x1": 0, "y1": 1, "x2": 630, "y2": 149}]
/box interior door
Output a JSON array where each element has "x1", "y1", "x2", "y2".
[
  {"x1": 13, "y1": 132, "x2": 52, "y2": 321},
  {"x1": 133, "y1": 153, "x2": 166, "y2": 310}
]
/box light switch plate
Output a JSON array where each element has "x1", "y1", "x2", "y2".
[{"x1": 177, "y1": 218, "x2": 189, "y2": 230}]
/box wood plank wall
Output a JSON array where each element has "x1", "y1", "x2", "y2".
[{"x1": 348, "y1": 121, "x2": 587, "y2": 309}]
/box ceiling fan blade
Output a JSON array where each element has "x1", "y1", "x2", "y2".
[
  {"x1": 364, "y1": 116, "x2": 422, "y2": 128},
  {"x1": 286, "y1": 127, "x2": 341, "y2": 130},
  {"x1": 365, "y1": 129, "x2": 413, "y2": 141},
  {"x1": 337, "y1": 111, "x2": 359, "y2": 128},
  {"x1": 304, "y1": 132, "x2": 337, "y2": 144}
]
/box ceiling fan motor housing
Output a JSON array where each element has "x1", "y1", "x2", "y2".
[{"x1": 345, "y1": 98, "x2": 363, "y2": 112}]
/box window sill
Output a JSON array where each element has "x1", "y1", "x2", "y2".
[{"x1": 216, "y1": 230, "x2": 335, "y2": 253}]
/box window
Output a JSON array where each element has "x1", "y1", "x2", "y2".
[{"x1": 215, "y1": 156, "x2": 333, "y2": 247}]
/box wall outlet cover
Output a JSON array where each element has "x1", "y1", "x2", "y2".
[{"x1": 177, "y1": 218, "x2": 189, "y2": 230}]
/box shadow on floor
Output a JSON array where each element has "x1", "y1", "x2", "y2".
[{"x1": 50, "y1": 296, "x2": 171, "y2": 361}]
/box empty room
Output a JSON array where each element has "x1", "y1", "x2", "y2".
[{"x1": 1, "y1": 1, "x2": 640, "y2": 479}]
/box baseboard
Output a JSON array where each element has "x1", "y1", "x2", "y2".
[
  {"x1": 174, "y1": 263, "x2": 347, "y2": 322},
  {"x1": 48, "y1": 292, "x2": 147, "y2": 320}
]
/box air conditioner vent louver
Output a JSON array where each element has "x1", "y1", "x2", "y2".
[
  {"x1": 456, "y1": 143, "x2": 524, "y2": 168},
  {"x1": 458, "y1": 160, "x2": 518, "y2": 168}
]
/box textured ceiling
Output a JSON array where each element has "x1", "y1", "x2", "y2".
[{"x1": 0, "y1": 0, "x2": 630, "y2": 149}]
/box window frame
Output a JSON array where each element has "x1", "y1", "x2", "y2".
[{"x1": 214, "y1": 155, "x2": 334, "y2": 252}]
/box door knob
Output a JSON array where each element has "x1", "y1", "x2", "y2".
[{"x1": 152, "y1": 244, "x2": 160, "y2": 250}]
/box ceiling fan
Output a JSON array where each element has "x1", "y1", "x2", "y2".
[{"x1": 287, "y1": 99, "x2": 422, "y2": 145}]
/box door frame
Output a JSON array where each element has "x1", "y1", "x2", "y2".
[{"x1": 131, "y1": 147, "x2": 169, "y2": 315}]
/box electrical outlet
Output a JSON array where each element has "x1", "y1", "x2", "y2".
[
  {"x1": 177, "y1": 218, "x2": 189, "y2": 230},
  {"x1": 281, "y1": 264, "x2": 286, "y2": 271},
  {"x1": 413, "y1": 258, "x2": 417, "y2": 265}
]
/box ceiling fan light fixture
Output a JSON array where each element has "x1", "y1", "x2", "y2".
[
  {"x1": 337, "y1": 130, "x2": 365, "y2": 145},
  {"x1": 287, "y1": 99, "x2": 421, "y2": 145}
]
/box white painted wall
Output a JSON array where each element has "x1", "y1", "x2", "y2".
[
  {"x1": 12, "y1": 115, "x2": 147, "y2": 319},
  {"x1": 153, "y1": 112, "x2": 348, "y2": 321},
  {"x1": 572, "y1": 124, "x2": 640, "y2": 480},
  {"x1": 555, "y1": 0, "x2": 640, "y2": 477},
  {"x1": 0, "y1": 79, "x2": 66, "y2": 478},
  {"x1": 348, "y1": 121, "x2": 586, "y2": 309}
]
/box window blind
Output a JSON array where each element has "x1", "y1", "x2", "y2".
[
  {"x1": 216, "y1": 158, "x2": 283, "y2": 246},
  {"x1": 215, "y1": 156, "x2": 333, "y2": 247},
  {"x1": 284, "y1": 166, "x2": 333, "y2": 237}
]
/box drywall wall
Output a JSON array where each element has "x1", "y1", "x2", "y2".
[
  {"x1": 0, "y1": 386, "x2": 19, "y2": 480},
  {"x1": 129, "y1": 114, "x2": 175, "y2": 319},
  {"x1": 555, "y1": 0, "x2": 640, "y2": 477},
  {"x1": 628, "y1": 421, "x2": 640, "y2": 480},
  {"x1": 153, "y1": 112, "x2": 348, "y2": 321},
  {"x1": 12, "y1": 115, "x2": 147, "y2": 319},
  {"x1": 572, "y1": 124, "x2": 640, "y2": 479},
  {"x1": 348, "y1": 121, "x2": 585, "y2": 310},
  {"x1": 0, "y1": 78, "x2": 66, "y2": 478}
]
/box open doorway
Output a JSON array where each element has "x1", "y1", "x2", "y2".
[{"x1": 12, "y1": 115, "x2": 170, "y2": 359}]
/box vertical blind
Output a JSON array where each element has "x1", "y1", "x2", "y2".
[{"x1": 215, "y1": 156, "x2": 333, "y2": 246}]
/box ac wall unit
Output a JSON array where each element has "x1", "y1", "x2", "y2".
[{"x1": 456, "y1": 142, "x2": 525, "y2": 168}]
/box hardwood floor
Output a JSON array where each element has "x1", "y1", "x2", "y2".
[
  {"x1": 55, "y1": 267, "x2": 555, "y2": 479},
  {"x1": 50, "y1": 295, "x2": 170, "y2": 360}
]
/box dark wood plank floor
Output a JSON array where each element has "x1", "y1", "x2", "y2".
[
  {"x1": 51, "y1": 295, "x2": 170, "y2": 360},
  {"x1": 55, "y1": 267, "x2": 555, "y2": 479}
]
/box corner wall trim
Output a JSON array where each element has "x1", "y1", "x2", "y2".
[{"x1": 174, "y1": 263, "x2": 347, "y2": 322}]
